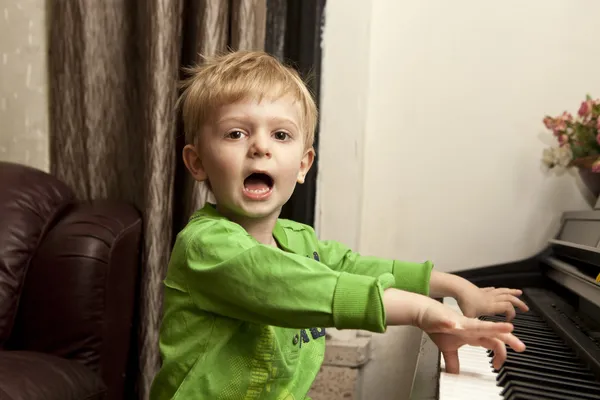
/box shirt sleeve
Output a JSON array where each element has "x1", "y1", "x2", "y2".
[
  {"x1": 317, "y1": 239, "x2": 433, "y2": 296},
  {"x1": 177, "y1": 221, "x2": 395, "y2": 332}
]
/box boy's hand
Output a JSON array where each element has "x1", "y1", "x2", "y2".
[
  {"x1": 416, "y1": 298, "x2": 526, "y2": 373},
  {"x1": 428, "y1": 331, "x2": 519, "y2": 373},
  {"x1": 429, "y1": 271, "x2": 528, "y2": 321},
  {"x1": 382, "y1": 288, "x2": 526, "y2": 373},
  {"x1": 457, "y1": 286, "x2": 529, "y2": 321}
]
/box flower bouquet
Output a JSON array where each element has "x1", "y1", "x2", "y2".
[
  {"x1": 542, "y1": 95, "x2": 600, "y2": 171},
  {"x1": 542, "y1": 95, "x2": 600, "y2": 197}
]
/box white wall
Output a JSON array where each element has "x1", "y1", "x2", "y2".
[
  {"x1": 314, "y1": 0, "x2": 373, "y2": 252},
  {"x1": 317, "y1": 2, "x2": 600, "y2": 398},
  {"x1": 318, "y1": 0, "x2": 599, "y2": 273},
  {"x1": 0, "y1": 0, "x2": 49, "y2": 172}
]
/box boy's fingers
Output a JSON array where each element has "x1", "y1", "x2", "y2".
[
  {"x1": 464, "y1": 321, "x2": 524, "y2": 352},
  {"x1": 511, "y1": 297, "x2": 529, "y2": 313},
  {"x1": 498, "y1": 332, "x2": 526, "y2": 353},
  {"x1": 497, "y1": 294, "x2": 529, "y2": 313},
  {"x1": 493, "y1": 302, "x2": 516, "y2": 321},
  {"x1": 459, "y1": 318, "x2": 513, "y2": 335},
  {"x1": 441, "y1": 349, "x2": 460, "y2": 374},
  {"x1": 493, "y1": 288, "x2": 522, "y2": 296},
  {"x1": 478, "y1": 337, "x2": 507, "y2": 370}
]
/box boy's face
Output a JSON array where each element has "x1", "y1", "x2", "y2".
[{"x1": 183, "y1": 95, "x2": 314, "y2": 220}]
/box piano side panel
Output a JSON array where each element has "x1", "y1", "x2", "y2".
[
  {"x1": 409, "y1": 332, "x2": 439, "y2": 400},
  {"x1": 358, "y1": 326, "x2": 424, "y2": 400}
]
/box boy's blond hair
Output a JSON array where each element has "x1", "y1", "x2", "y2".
[{"x1": 178, "y1": 51, "x2": 317, "y2": 149}]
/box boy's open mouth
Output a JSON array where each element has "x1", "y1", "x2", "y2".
[{"x1": 243, "y1": 172, "x2": 274, "y2": 196}]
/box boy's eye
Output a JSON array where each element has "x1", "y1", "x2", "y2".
[
  {"x1": 226, "y1": 130, "x2": 245, "y2": 140},
  {"x1": 274, "y1": 131, "x2": 290, "y2": 141}
]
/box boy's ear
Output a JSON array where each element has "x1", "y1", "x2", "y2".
[
  {"x1": 182, "y1": 144, "x2": 208, "y2": 182},
  {"x1": 297, "y1": 147, "x2": 315, "y2": 184}
]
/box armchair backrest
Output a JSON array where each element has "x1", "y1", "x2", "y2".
[{"x1": 0, "y1": 161, "x2": 142, "y2": 400}]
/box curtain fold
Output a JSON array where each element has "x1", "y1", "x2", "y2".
[
  {"x1": 132, "y1": 1, "x2": 184, "y2": 397},
  {"x1": 47, "y1": 1, "x2": 323, "y2": 398},
  {"x1": 265, "y1": 0, "x2": 287, "y2": 60},
  {"x1": 275, "y1": 0, "x2": 325, "y2": 225}
]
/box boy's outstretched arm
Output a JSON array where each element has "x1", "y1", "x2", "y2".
[
  {"x1": 316, "y1": 237, "x2": 433, "y2": 295},
  {"x1": 314, "y1": 232, "x2": 528, "y2": 321},
  {"x1": 429, "y1": 270, "x2": 529, "y2": 320},
  {"x1": 382, "y1": 288, "x2": 526, "y2": 373},
  {"x1": 169, "y1": 222, "x2": 399, "y2": 332}
]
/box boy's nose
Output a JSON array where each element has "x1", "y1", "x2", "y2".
[{"x1": 249, "y1": 136, "x2": 271, "y2": 158}]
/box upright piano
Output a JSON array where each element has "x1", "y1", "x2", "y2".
[{"x1": 410, "y1": 207, "x2": 600, "y2": 400}]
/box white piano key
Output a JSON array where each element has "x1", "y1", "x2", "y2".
[{"x1": 438, "y1": 297, "x2": 502, "y2": 400}]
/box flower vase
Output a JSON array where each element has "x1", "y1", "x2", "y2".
[{"x1": 578, "y1": 167, "x2": 600, "y2": 198}]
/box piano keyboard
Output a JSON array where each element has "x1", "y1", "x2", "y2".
[
  {"x1": 439, "y1": 297, "x2": 501, "y2": 399},
  {"x1": 440, "y1": 291, "x2": 600, "y2": 400}
]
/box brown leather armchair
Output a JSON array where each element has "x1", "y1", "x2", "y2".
[{"x1": 0, "y1": 161, "x2": 142, "y2": 400}]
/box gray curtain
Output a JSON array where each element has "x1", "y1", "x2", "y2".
[{"x1": 48, "y1": 1, "x2": 267, "y2": 398}]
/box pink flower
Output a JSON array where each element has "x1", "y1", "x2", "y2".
[
  {"x1": 543, "y1": 116, "x2": 555, "y2": 130},
  {"x1": 592, "y1": 160, "x2": 600, "y2": 173},
  {"x1": 554, "y1": 120, "x2": 566, "y2": 134},
  {"x1": 579, "y1": 101, "x2": 592, "y2": 117},
  {"x1": 560, "y1": 112, "x2": 573, "y2": 122},
  {"x1": 559, "y1": 134, "x2": 569, "y2": 146},
  {"x1": 597, "y1": 118, "x2": 600, "y2": 131}
]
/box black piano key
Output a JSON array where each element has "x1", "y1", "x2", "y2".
[
  {"x1": 503, "y1": 384, "x2": 595, "y2": 400},
  {"x1": 506, "y1": 393, "x2": 563, "y2": 400},
  {"x1": 496, "y1": 354, "x2": 590, "y2": 370},
  {"x1": 511, "y1": 311, "x2": 544, "y2": 318},
  {"x1": 517, "y1": 337, "x2": 571, "y2": 351},
  {"x1": 505, "y1": 326, "x2": 564, "y2": 338},
  {"x1": 500, "y1": 381, "x2": 600, "y2": 400},
  {"x1": 508, "y1": 324, "x2": 558, "y2": 338},
  {"x1": 482, "y1": 316, "x2": 555, "y2": 330},
  {"x1": 483, "y1": 315, "x2": 551, "y2": 327},
  {"x1": 483, "y1": 317, "x2": 548, "y2": 327},
  {"x1": 507, "y1": 343, "x2": 577, "y2": 356},
  {"x1": 496, "y1": 366, "x2": 600, "y2": 390},
  {"x1": 480, "y1": 311, "x2": 538, "y2": 318},
  {"x1": 511, "y1": 326, "x2": 562, "y2": 338},
  {"x1": 495, "y1": 358, "x2": 596, "y2": 379},
  {"x1": 512, "y1": 328, "x2": 559, "y2": 337},
  {"x1": 496, "y1": 369, "x2": 600, "y2": 395},
  {"x1": 509, "y1": 332, "x2": 565, "y2": 344},
  {"x1": 481, "y1": 315, "x2": 549, "y2": 325},
  {"x1": 517, "y1": 340, "x2": 571, "y2": 351},
  {"x1": 492, "y1": 346, "x2": 579, "y2": 361},
  {"x1": 482, "y1": 313, "x2": 546, "y2": 323}
]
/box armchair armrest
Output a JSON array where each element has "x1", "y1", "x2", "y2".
[{"x1": 0, "y1": 351, "x2": 106, "y2": 400}]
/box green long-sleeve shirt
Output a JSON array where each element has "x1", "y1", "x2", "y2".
[{"x1": 150, "y1": 204, "x2": 433, "y2": 400}]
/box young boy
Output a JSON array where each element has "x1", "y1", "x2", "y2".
[{"x1": 150, "y1": 51, "x2": 527, "y2": 400}]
